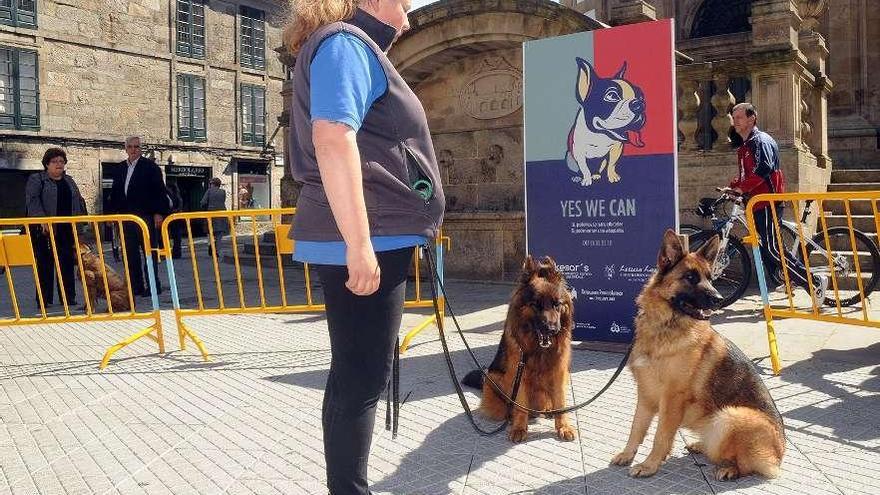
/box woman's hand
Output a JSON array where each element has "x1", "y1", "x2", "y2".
[{"x1": 346, "y1": 241, "x2": 380, "y2": 296}]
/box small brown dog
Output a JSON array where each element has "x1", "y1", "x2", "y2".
[
  {"x1": 463, "y1": 255, "x2": 576, "y2": 443},
  {"x1": 78, "y1": 243, "x2": 131, "y2": 312},
  {"x1": 611, "y1": 230, "x2": 785, "y2": 480}
]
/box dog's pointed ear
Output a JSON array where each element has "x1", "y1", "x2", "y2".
[
  {"x1": 576, "y1": 57, "x2": 594, "y2": 104},
  {"x1": 542, "y1": 256, "x2": 562, "y2": 281},
  {"x1": 696, "y1": 234, "x2": 721, "y2": 265},
  {"x1": 522, "y1": 255, "x2": 536, "y2": 274},
  {"x1": 657, "y1": 229, "x2": 684, "y2": 274},
  {"x1": 614, "y1": 61, "x2": 628, "y2": 79},
  {"x1": 520, "y1": 255, "x2": 537, "y2": 284}
]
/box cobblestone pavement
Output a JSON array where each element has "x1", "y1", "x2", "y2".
[{"x1": 1, "y1": 239, "x2": 878, "y2": 494}]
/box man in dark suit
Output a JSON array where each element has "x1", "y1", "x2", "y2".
[{"x1": 109, "y1": 136, "x2": 170, "y2": 297}]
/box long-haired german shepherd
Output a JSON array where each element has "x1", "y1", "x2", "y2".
[
  {"x1": 612, "y1": 230, "x2": 785, "y2": 480},
  {"x1": 462, "y1": 255, "x2": 576, "y2": 443}
]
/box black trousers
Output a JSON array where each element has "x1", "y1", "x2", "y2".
[
  {"x1": 122, "y1": 218, "x2": 162, "y2": 295},
  {"x1": 754, "y1": 206, "x2": 813, "y2": 289},
  {"x1": 315, "y1": 248, "x2": 413, "y2": 495},
  {"x1": 30, "y1": 224, "x2": 76, "y2": 306},
  {"x1": 169, "y1": 220, "x2": 183, "y2": 259}
]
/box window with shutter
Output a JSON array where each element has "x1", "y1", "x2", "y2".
[
  {"x1": 240, "y1": 84, "x2": 265, "y2": 145},
  {"x1": 0, "y1": 46, "x2": 39, "y2": 130},
  {"x1": 239, "y1": 6, "x2": 266, "y2": 70},
  {"x1": 176, "y1": 0, "x2": 205, "y2": 59},
  {"x1": 178, "y1": 74, "x2": 207, "y2": 141},
  {"x1": 1, "y1": 0, "x2": 36, "y2": 28}
]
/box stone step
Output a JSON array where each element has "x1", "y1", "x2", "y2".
[
  {"x1": 822, "y1": 199, "x2": 878, "y2": 216},
  {"x1": 826, "y1": 182, "x2": 880, "y2": 192},
  {"x1": 823, "y1": 215, "x2": 879, "y2": 232},
  {"x1": 802, "y1": 250, "x2": 877, "y2": 271},
  {"x1": 831, "y1": 169, "x2": 880, "y2": 183}
]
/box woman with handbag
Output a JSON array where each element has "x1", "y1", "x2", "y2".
[{"x1": 24, "y1": 148, "x2": 87, "y2": 308}]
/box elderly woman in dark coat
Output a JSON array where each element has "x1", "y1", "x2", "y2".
[{"x1": 25, "y1": 147, "x2": 87, "y2": 307}]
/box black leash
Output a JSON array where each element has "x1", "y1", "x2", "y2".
[
  {"x1": 384, "y1": 337, "x2": 400, "y2": 438},
  {"x1": 424, "y1": 244, "x2": 633, "y2": 422}
]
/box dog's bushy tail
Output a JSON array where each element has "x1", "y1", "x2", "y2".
[
  {"x1": 461, "y1": 369, "x2": 484, "y2": 389},
  {"x1": 702, "y1": 406, "x2": 785, "y2": 479}
]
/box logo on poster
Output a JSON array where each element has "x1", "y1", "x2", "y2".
[
  {"x1": 610, "y1": 321, "x2": 632, "y2": 334},
  {"x1": 604, "y1": 264, "x2": 616, "y2": 280}
]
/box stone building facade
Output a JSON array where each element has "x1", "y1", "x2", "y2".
[{"x1": 0, "y1": 0, "x2": 288, "y2": 231}]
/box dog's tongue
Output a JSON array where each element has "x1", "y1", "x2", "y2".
[{"x1": 627, "y1": 130, "x2": 645, "y2": 147}]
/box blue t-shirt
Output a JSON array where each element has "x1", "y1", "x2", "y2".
[{"x1": 295, "y1": 32, "x2": 424, "y2": 265}]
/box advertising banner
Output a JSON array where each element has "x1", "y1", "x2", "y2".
[{"x1": 523, "y1": 20, "x2": 678, "y2": 342}]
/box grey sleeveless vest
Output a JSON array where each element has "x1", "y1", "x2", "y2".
[{"x1": 288, "y1": 9, "x2": 445, "y2": 241}]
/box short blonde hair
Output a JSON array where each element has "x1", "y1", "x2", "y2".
[{"x1": 283, "y1": 0, "x2": 358, "y2": 54}]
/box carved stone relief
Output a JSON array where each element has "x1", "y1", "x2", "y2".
[{"x1": 459, "y1": 57, "x2": 523, "y2": 120}]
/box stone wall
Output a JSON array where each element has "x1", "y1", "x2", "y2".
[
  {"x1": 417, "y1": 50, "x2": 524, "y2": 213},
  {"x1": 0, "y1": 0, "x2": 288, "y2": 218},
  {"x1": 826, "y1": 0, "x2": 880, "y2": 168}
]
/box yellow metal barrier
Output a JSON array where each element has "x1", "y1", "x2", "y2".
[
  {"x1": 743, "y1": 191, "x2": 880, "y2": 373},
  {"x1": 0, "y1": 215, "x2": 164, "y2": 368},
  {"x1": 159, "y1": 208, "x2": 447, "y2": 361}
]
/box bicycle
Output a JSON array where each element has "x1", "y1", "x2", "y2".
[{"x1": 688, "y1": 188, "x2": 880, "y2": 308}]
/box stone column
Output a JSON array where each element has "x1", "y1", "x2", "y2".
[
  {"x1": 798, "y1": 0, "x2": 832, "y2": 168},
  {"x1": 710, "y1": 72, "x2": 735, "y2": 150},
  {"x1": 677, "y1": 79, "x2": 701, "y2": 151},
  {"x1": 751, "y1": 0, "x2": 802, "y2": 52},
  {"x1": 749, "y1": 0, "x2": 804, "y2": 149}
]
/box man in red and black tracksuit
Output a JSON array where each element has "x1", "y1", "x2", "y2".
[{"x1": 729, "y1": 102, "x2": 827, "y2": 302}]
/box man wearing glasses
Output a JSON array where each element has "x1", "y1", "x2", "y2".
[{"x1": 109, "y1": 136, "x2": 170, "y2": 298}]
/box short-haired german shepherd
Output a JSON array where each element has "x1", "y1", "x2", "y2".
[
  {"x1": 462, "y1": 255, "x2": 576, "y2": 443},
  {"x1": 611, "y1": 230, "x2": 785, "y2": 480}
]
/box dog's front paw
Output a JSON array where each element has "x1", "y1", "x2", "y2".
[
  {"x1": 611, "y1": 451, "x2": 635, "y2": 466},
  {"x1": 629, "y1": 461, "x2": 660, "y2": 478},
  {"x1": 579, "y1": 176, "x2": 592, "y2": 187},
  {"x1": 608, "y1": 171, "x2": 621, "y2": 183},
  {"x1": 556, "y1": 424, "x2": 576, "y2": 442},
  {"x1": 508, "y1": 427, "x2": 528, "y2": 443},
  {"x1": 715, "y1": 465, "x2": 740, "y2": 481}
]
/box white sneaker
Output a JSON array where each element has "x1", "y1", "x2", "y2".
[{"x1": 812, "y1": 275, "x2": 829, "y2": 308}]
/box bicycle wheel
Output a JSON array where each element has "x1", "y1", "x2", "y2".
[
  {"x1": 801, "y1": 227, "x2": 880, "y2": 307},
  {"x1": 689, "y1": 231, "x2": 752, "y2": 308}
]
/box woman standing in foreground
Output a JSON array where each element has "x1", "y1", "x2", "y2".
[{"x1": 284, "y1": 1, "x2": 445, "y2": 493}]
